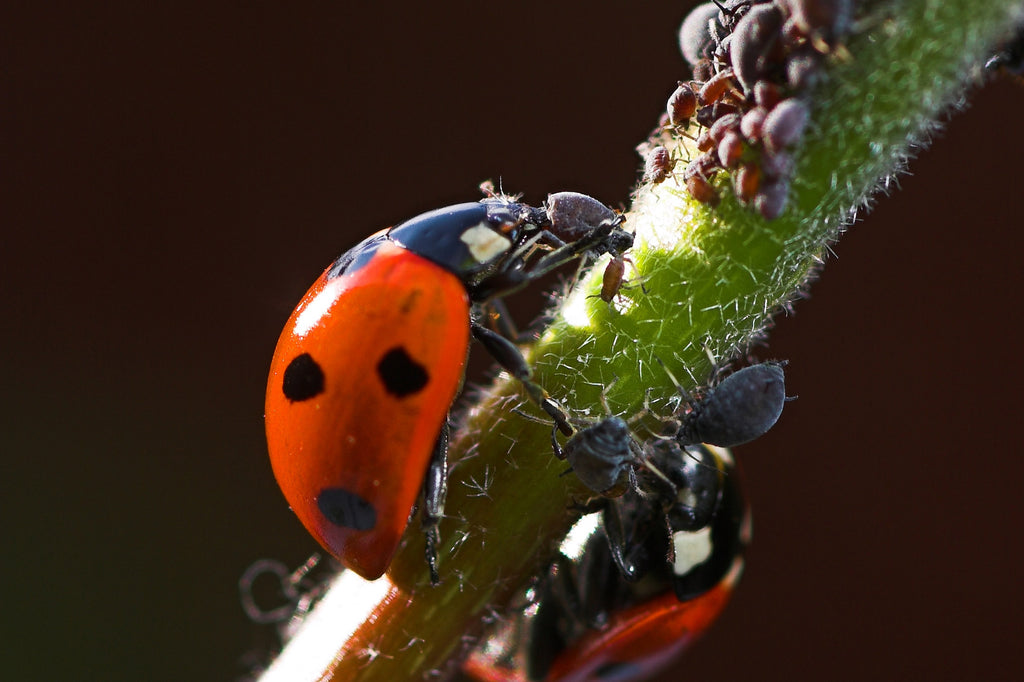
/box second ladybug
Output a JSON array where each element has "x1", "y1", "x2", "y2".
[{"x1": 463, "y1": 443, "x2": 748, "y2": 682}]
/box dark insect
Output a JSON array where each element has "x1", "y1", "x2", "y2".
[
  {"x1": 464, "y1": 442, "x2": 749, "y2": 682},
  {"x1": 676, "y1": 362, "x2": 788, "y2": 448}
]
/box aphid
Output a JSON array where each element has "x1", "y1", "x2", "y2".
[
  {"x1": 555, "y1": 415, "x2": 637, "y2": 496},
  {"x1": 696, "y1": 129, "x2": 715, "y2": 152},
  {"x1": 686, "y1": 173, "x2": 721, "y2": 207},
  {"x1": 679, "y1": 2, "x2": 724, "y2": 66},
  {"x1": 754, "y1": 179, "x2": 790, "y2": 220},
  {"x1": 730, "y1": 3, "x2": 786, "y2": 92},
  {"x1": 697, "y1": 68, "x2": 739, "y2": 105},
  {"x1": 685, "y1": 151, "x2": 721, "y2": 179},
  {"x1": 779, "y1": 0, "x2": 853, "y2": 53},
  {"x1": 753, "y1": 80, "x2": 782, "y2": 110},
  {"x1": 643, "y1": 145, "x2": 673, "y2": 184},
  {"x1": 734, "y1": 162, "x2": 762, "y2": 203},
  {"x1": 786, "y1": 45, "x2": 824, "y2": 90},
  {"x1": 760, "y1": 149, "x2": 794, "y2": 180},
  {"x1": 718, "y1": 131, "x2": 745, "y2": 168},
  {"x1": 707, "y1": 112, "x2": 742, "y2": 143},
  {"x1": 676, "y1": 362, "x2": 788, "y2": 448},
  {"x1": 762, "y1": 97, "x2": 810, "y2": 151},
  {"x1": 545, "y1": 191, "x2": 622, "y2": 243},
  {"x1": 696, "y1": 101, "x2": 740, "y2": 128},
  {"x1": 667, "y1": 82, "x2": 698, "y2": 128},
  {"x1": 598, "y1": 254, "x2": 636, "y2": 305},
  {"x1": 740, "y1": 106, "x2": 768, "y2": 141}
]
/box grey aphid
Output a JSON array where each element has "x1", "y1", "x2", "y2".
[{"x1": 678, "y1": 362, "x2": 787, "y2": 447}]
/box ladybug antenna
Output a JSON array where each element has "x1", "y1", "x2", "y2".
[
  {"x1": 637, "y1": 457, "x2": 674, "y2": 488},
  {"x1": 510, "y1": 406, "x2": 557, "y2": 426}
]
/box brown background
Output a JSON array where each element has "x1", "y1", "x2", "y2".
[{"x1": 4, "y1": 3, "x2": 1023, "y2": 681}]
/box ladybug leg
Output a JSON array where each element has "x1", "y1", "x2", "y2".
[
  {"x1": 487, "y1": 297, "x2": 558, "y2": 346},
  {"x1": 600, "y1": 500, "x2": 645, "y2": 582},
  {"x1": 421, "y1": 422, "x2": 449, "y2": 586},
  {"x1": 551, "y1": 424, "x2": 566, "y2": 459},
  {"x1": 470, "y1": 323, "x2": 573, "y2": 436},
  {"x1": 469, "y1": 222, "x2": 633, "y2": 301},
  {"x1": 525, "y1": 562, "x2": 574, "y2": 681},
  {"x1": 481, "y1": 298, "x2": 521, "y2": 341},
  {"x1": 525, "y1": 220, "x2": 629, "y2": 280}
]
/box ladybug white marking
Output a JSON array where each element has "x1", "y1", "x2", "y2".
[
  {"x1": 460, "y1": 223, "x2": 512, "y2": 263},
  {"x1": 672, "y1": 526, "x2": 713, "y2": 577}
]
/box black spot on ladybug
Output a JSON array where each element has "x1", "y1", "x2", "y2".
[
  {"x1": 282, "y1": 353, "x2": 325, "y2": 402},
  {"x1": 376, "y1": 346, "x2": 430, "y2": 397},
  {"x1": 317, "y1": 488, "x2": 377, "y2": 531}
]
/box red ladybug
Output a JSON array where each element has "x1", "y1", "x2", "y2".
[
  {"x1": 266, "y1": 194, "x2": 631, "y2": 583},
  {"x1": 463, "y1": 441, "x2": 748, "y2": 682}
]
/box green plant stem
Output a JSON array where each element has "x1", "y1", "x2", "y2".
[{"x1": 259, "y1": 1, "x2": 1023, "y2": 680}]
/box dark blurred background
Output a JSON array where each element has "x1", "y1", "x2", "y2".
[{"x1": 3, "y1": 3, "x2": 1023, "y2": 681}]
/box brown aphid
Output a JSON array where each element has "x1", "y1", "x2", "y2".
[
  {"x1": 685, "y1": 151, "x2": 721, "y2": 179},
  {"x1": 687, "y1": 174, "x2": 721, "y2": 206},
  {"x1": 697, "y1": 68, "x2": 739, "y2": 105},
  {"x1": 598, "y1": 254, "x2": 628, "y2": 303},
  {"x1": 680, "y1": 2, "x2": 723, "y2": 66},
  {"x1": 786, "y1": 45, "x2": 824, "y2": 90},
  {"x1": 754, "y1": 179, "x2": 789, "y2": 219},
  {"x1": 696, "y1": 129, "x2": 715, "y2": 152},
  {"x1": 734, "y1": 162, "x2": 762, "y2": 203},
  {"x1": 730, "y1": 3, "x2": 785, "y2": 92},
  {"x1": 708, "y1": 112, "x2": 741, "y2": 143},
  {"x1": 644, "y1": 146, "x2": 673, "y2": 184},
  {"x1": 762, "y1": 98, "x2": 810, "y2": 151},
  {"x1": 696, "y1": 102, "x2": 739, "y2": 127},
  {"x1": 753, "y1": 80, "x2": 782, "y2": 110},
  {"x1": 667, "y1": 82, "x2": 698, "y2": 127},
  {"x1": 760, "y1": 149, "x2": 794, "y2": 180},
  {"x1": 693, "y1": 58, "x2": 715, "y2": 82},
  {"x1": 718, "y1": 131, "x2": 744, "y2": 168},
  {"x1": 740, "y1": 106, "x2": 768, "y2": 141},
  {"x1": 779, "y1": 0, "x2": 852, "y2": 53}
]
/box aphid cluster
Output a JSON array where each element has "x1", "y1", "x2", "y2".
[
  {"x1": 642, "y1": 0, "x2": 855, "y2": 218},
  {"x1": 464, "y1": 362, "x2": 788, "y2": 681}
]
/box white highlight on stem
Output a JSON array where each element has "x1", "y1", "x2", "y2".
[{"x1": 259, "y1": 570, "x2": 393, "y2": 682}]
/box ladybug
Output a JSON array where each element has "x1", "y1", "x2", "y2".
[
  {"x1": 265, "y1": 193, "x2": 632, "y2": 583},
  {"x1": 463, "y1": 441, "x2": 749, "y2": 682}
]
